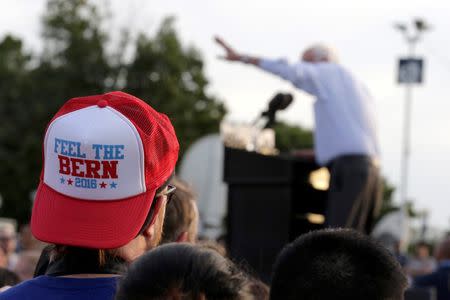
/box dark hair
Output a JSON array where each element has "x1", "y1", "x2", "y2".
[
  {"x1": 34, "y1": 245, "x2": 52, "y2": 277},
  {"x1": 415, "y1": 241, "x2": 430, "y2": 249},
  {"x1": 115, "y1": 243, "x2": 251, "y2": 300},
  {"x1": 0, "y1": 268, "x2": 20, "y2": 287},
  {"x1": 161, "y1": 177, "x2": 197, "y2": 243},
  {"x1": 436, "y1": 238, "x2": 450, "y2": 261},
  {"x1": 270, "y1": 229, "x2": 408, "y2": 300},
  {"x1": 248, "y1": 278, "x2": 270, "y2": 300},
  {"x1": 197, "y1": 239, "x2": 228, "y2": 257}
]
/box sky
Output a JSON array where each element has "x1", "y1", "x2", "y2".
[{"x1": 1, "y1": 0, "x2": 450, "y2": 228}]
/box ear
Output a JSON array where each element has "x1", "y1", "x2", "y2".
[
  {"x1": 176, "y1": 231, "x2": 189, "y2": 243},
  {"x1": 142, "y1": 197, "x2": 165, "y2": 238}
]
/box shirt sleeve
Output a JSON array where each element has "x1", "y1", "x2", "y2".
[{"x1": 258, "y1": 58, "x2": 321, "y2": 96}]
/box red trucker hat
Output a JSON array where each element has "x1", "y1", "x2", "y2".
[{"x1": 31, "y1": 91, "x2": 179, "y2": 249}]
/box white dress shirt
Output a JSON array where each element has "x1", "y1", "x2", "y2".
[{"x1": 259, "y1": 59, "x2": 380, "y2": 166}]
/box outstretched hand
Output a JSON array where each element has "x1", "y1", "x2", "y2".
[{"x1": 214, "y1": 36, "x2": 241, "y2": 61}]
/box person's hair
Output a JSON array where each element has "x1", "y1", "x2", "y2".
[
  {"x1": 415, "y1": 241, "x2": 430, "y2": 249},
  {"x1": 197, "y1": 239, "x2": 228, "y2": 257},
  {"x1": 270, "y1": 228, "x2": 408, "y2": 300},
  {"x1": 33, "y1": 245, "x2": 52, "y2": 277},
  {"x1": 115, "y1": 243, "x2": 252, "y2": 300},
  {"x1": 161, "y1": 177, "x2": 198, "y2": 243},
  {"x1": 248, "y1": 277, "x2": 270, "y2": 300},
  {"x1": 303, "y1": 44, "x2": 338, "y2": 62},
  {"x1": 0, "y1": 268, "x2": 20, "y2": 287}
]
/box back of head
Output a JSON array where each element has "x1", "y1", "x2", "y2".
[
  {"x1": 248, "y1": 278, "x2": 270, "y2": 300},
  {"x1": 0, "y1": 220, "x2": 17, "y2": 256},
  {"x1": 31, "y1": 91, "x2": 178, "y2": 252},
  {"x1": 270, "y1": 229, "x2": 407, "y2": 300},
  {"x1": 161, "y1": 177, "x2": 199, "y2": 243},
  {"x1": 302, "y1": 44, "x2": 338, "y2": 63},
  {"x1": 115, "y1": 243, "x2": 251, "y2": 300},
  {"x1": 436, "y1": 238, "x2": 450, "y2": 261},
  {"x1": 0, "y1": 268, "x2": 20, "y2": 288}
]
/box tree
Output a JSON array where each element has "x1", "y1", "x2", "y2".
[
  {"x1": 377, "y1": 179, "x2": 419, "y2": 221},
  {"x1": 0, "y1": 0, "x2": 226, "y2": 223},
  {"x1": 124, "y1": 17, "x2": 226, "y2": 155},
  {"x1": 273, "y1": 121, "x2": 314, "y2": 152},
  {"x1": 0, "y1": 35, "x2": 36, "y2": 220}
]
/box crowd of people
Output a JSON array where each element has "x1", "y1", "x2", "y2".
[
  {"x1": 405, "y1": 239, "x2": 450, "y2": 300},
  {"x1": 0, "y1": 221, "x2": 45, "y2": 286},
  {"x1": 0, "y1": 40, "x2": 446, "y2": 300},
  {"x1": 0, "y1": 168, "x2": 447, "y2": 299}
]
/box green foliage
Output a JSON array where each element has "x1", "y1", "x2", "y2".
[
  {"x1": 124, "y1": 17, "x2": 226, "y2": 155},
  {"x1": 273, "y1": 121, "x2": 314, "y2": 152},
  {"x1": 376, "y1": 178, "x2": 419, "y2": 221},
  {"x1": 377, "y1": 178, "x2": 398, "y2": 219},
  {"x1": 0, "y1": 0, "x2": 226, "y2": 223},
  {"x1": 0, "y1": 35, "x2": 36, "y2": 221}
]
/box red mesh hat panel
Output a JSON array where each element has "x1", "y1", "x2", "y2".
[{"x1": 103, "y1": 91, "x2": 179, "y2": 190}]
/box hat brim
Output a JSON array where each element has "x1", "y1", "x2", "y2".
[{"x1": 31, "y1": 183, "x2": 155, "y2": 249}]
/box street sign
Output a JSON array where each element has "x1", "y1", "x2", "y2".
[{"x1": 398, "y1": 58, "x2": 424, "y2": 84}]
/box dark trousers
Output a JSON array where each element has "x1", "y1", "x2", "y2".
[{"x1": 326, "y1": 155, "x2": 383, "y2": 234}]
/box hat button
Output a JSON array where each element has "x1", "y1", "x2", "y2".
[{"x1": 97, "y1": 100, "x2": 108, "y2": 108}]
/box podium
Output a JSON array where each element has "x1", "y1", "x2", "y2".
[{"x1": 224, "y1": 147, "x2": 327, "y2": 281}]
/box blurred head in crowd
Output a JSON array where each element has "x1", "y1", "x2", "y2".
[
  {"x1": 197, "y1": 239, "x2": 228, "y2": 257},
  {"x1": 415, "y1": 241, "x2": 432, "y2": 259},
  {"x1": 18, "y1": 224, "x2": 44, "y2": 252},
  {"x1": 248, "y1": 278, "x2": 270, "y2": 300},
  {"x1": 435, "y1": 238, "x2": 450, "y2": 262},
  {"x1": 0, "y1": 221, "x2": 18, "y2": 270},
  {"x1": 270, "y1": 229, "x2": 408, "y2": 300},
  {"x1": 0, "y1": 248, "x2": 8, "y2": 269},
  {"x1": 13, "y1": 251, "x2": 40, "y2": 281},
  {"x1": 115, "y1": 243, "x2": 252, "y2": 300},
  {"x1": 301, "y1": 44, "x2": 338, "y2": 63},
  {"x1": 374, "y1": 232, "x2": 408, "y2": 267},
  {"x1": 0, "y1": 268, "x2": 20, "y2": 288},
  {"x1": 161, "y1": 177, "x2": 199, "y2": 244},
  {"x1": 0, "y1": 222, "x2": 17, "y2": 259}
]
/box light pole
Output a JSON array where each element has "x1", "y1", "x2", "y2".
[{"x1": 394, "y1": 18, "x2": 430, "y2": 206}]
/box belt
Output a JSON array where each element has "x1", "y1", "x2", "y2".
[{"x1": 327, "y1": 154, "x2": 380, "y2": 169}]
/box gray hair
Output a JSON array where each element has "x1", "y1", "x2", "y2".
[{"x1": 304, "y1": 44, "x2": 338, "y2": 63}]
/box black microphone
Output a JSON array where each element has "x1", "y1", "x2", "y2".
[{"x1": 261, "y1": 93, "x2": 294, "y2": 128}]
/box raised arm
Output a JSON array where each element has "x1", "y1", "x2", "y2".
[
  {"x1": 214, "y1": 36, "x2": 260, "y2": 65},
  {"x1": 214, "y1": 36, "x2": 319, "y2": 95}
]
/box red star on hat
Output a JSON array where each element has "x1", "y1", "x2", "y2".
[
  {"x1": 67, "y1": 178, "x2": 73, "y2": 185},
  {"x1": 99, "y1": 182, "x2": 107, "y2": 189}
]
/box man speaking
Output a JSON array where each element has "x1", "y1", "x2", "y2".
[{"x1": 215, "y1": 36, "x2": 382, "y2": 233}]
